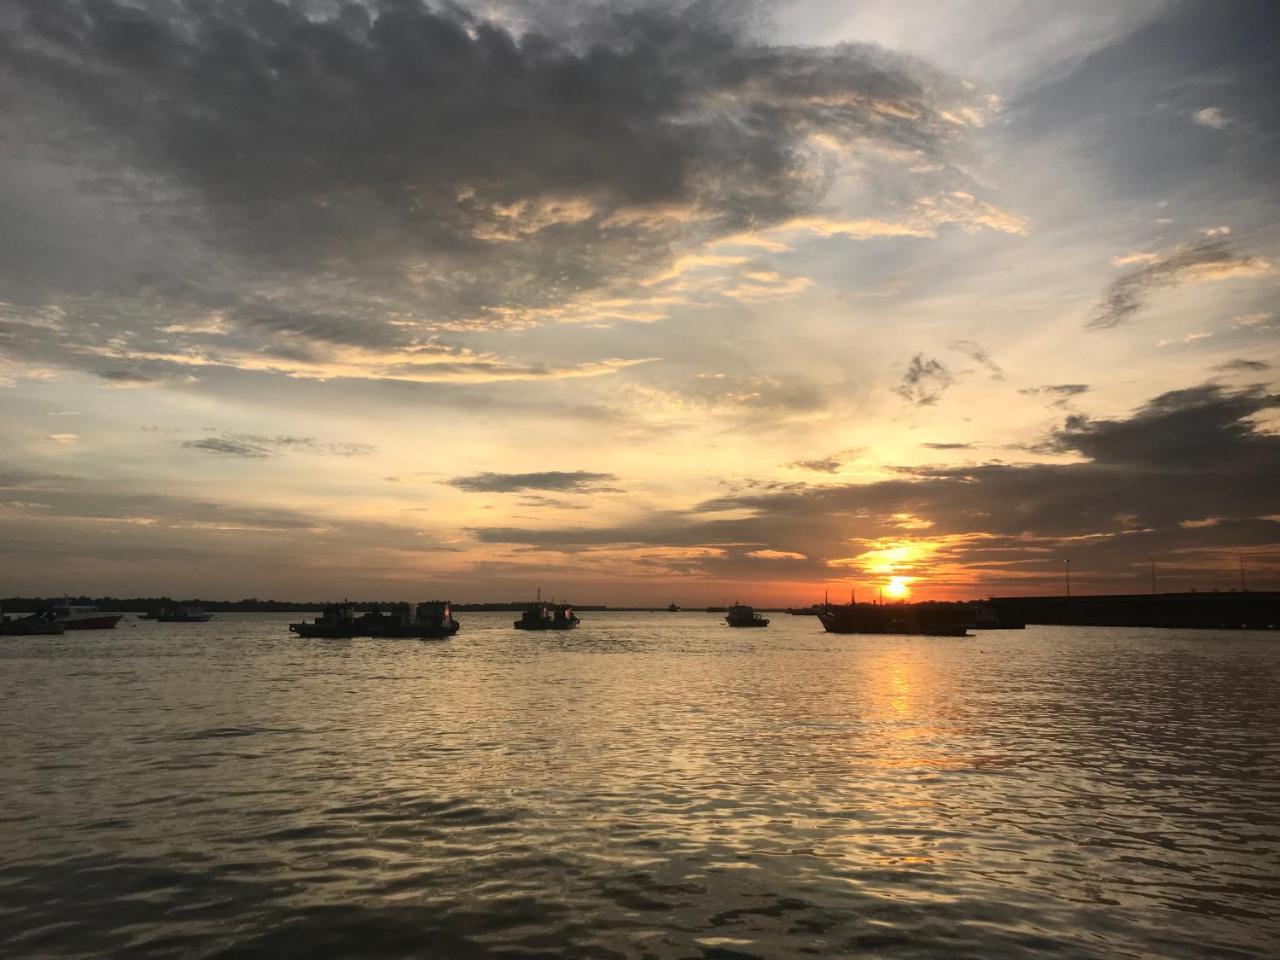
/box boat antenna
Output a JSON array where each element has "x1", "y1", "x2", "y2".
[{"x1": 537, "y1": 586, "x2": 541, "y2": 603}]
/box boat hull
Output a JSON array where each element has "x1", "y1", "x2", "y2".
[
  {"x1": 818, "y1": 608, "x2": 969, "y2": 637},
  {"x1": 371, "y1": 621, "x2": 460, "y2": 640},
  {"x1": 726, "y1": 620, "x2": 769, "y2": 628},
  {"x1": 1, "y1": 620, "x2": 66, "y2": 636},
  {"x1": 514, "y1": 620, "x2": 578, "y2": 630},
  {"x1": 61, "y1": 615, "x2": 123, "y2": 630}
]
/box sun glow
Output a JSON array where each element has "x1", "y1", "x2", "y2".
[{"x1": 885, "y1": 576, "x2": 911, "y2": 599}]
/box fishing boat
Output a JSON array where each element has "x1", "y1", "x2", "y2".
[
  {"x1": 48, "y1": 603, "x2": 123, "y2": 630},
  {"x1": 156, "y1": 606, "x2": 213, "y2": 622},
  {"x1": 726, "y1": 603, "x2": 768, "y2": 628},
  {"x1": 371, "y1": 601, "x2": 460, "y2": 640}
]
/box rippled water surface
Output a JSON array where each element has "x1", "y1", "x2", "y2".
[{"x1": 2, "y1": 612, "x2": 1277, "y2": 958}]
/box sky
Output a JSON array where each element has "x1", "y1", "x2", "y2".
[{"x1": 1, "y1": 0, "x2": 1277, "y2": 604}]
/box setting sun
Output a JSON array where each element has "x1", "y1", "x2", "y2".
[{"x1": 886, "y1": 576, "x2": 911, "y2": 599}]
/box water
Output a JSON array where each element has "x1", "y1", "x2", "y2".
[{"x1": 2, "y1": 612, "x2": 1277, "y2": 959}]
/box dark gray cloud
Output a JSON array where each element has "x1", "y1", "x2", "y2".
[
  {"x1": 1043, "y1": 383, "x2": 1279, "y2": 472},
  {"x1": 1090, "y1": 238, "x2": 1271, "y2": 330},
  {"x1": 448, "y1": 471, "x2": 620, "y2": 494},
  {"x1": 921, "y1": 442, "x2": 972, "y2": 450},
  {"x1": 1214, "y1": 358, "x2": 1270, "y2": 373},
  {"x1": 183, "y1": 433, "x2": 375, "y2": 458},
  {"x1": 894, "y1": 354, "x2": 952, "y2": 405},
  {"x1": 0, "y1": 0, "x2": 984, "y2": 343}
]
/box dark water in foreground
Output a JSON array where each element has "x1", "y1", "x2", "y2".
[{"x1": 1, "y1": 613, "x2": 1277, "y2": 959}]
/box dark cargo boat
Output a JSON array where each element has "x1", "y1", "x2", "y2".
[
  {"x1": 290, "y1": 603, "x2": 384, "y2": 638},
  {"x1": 818, "y1": 600, "x2": 969, "y2": 637},
  {"x1": 372, "y1": 601, "x2": 460, "y2": 640}
]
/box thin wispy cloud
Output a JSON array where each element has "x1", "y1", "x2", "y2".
[{"x1": 1091, "y1": 238, "x2": 1272, "y2": 330}]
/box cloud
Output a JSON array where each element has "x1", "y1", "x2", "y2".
[
  {"x1": 745, "y1": 549, "x2": 807, "y2": 560},
  {"x1": 1019, "y1": 384, "x2": 1091, "y2": 408},
  {"x1": 469, "y1": 382, "x2": 1280, "y2": 591},
  {"x1": 788, "y1": 457, "x2": 843, "y2": 473},
  {"x1": 950, "y1": 339, "x2": 1004, "y2": 380},
  {"x1": 47, "y1": 434, "x2": 78, "y2": 444},
  {"x1": 1213, "y1": 358, "x2": 1270, "y2": 373},
  {"x1": 895, "y1": 354, "x2": 953, "y2": 405},
  {"x1": 1091, "y1": 238, "x2": 1272, "y2": 330},
  {"x1": 921, "y1": 442, "x2": 973, "y2": 450},
  {"x1": 183, "y1": 434, "x2": 375, "y2": 459},
  {"x1": 1192, "y1": 107, "x2": 1229, "y2": 129},
  {"x1": 447, "y1": 471, "x2": 621, "y2": 494},
  {"x1": 1042, "y1": 383, "x2": 1279, "y2": 471},
  {"x1": 0, "y1": 0, "x2": 997, "y2": 368}
]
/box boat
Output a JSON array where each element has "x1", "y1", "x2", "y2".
[
  {"x1": 290, "y1": 603, "x2": 386, "y2": 638},
  {"x1": 514, "y1": 600, "x2": 580, "y2": 630},
  {"x1": 371, "y1": 601, "x2": 460, "y2": 640},
  {"x1": 817, "y1": 600, "x2": 969, "y2": 637},
  {"x1": 967, "y1": 603, "x2": 1025, "y2": 630},
  {"x1": 47, "y1": 603, "x2": 123, "y2": 630},
  {"x1": 156, "y1": 606, "x2": 212, "y2": 622},
  {"x1": 1, "y1": 609, "x2": 65, "y2": 636},
  {"x1": 726, "y1": 603, "x2": 768, "y2": 628},
  {"x1": 668, "y1": 602, "x2": 681, "y2": 612}
]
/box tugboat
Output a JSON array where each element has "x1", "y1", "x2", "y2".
[
  {"x1": 156, "y1": 606, "x2": 213, "y2": 622},
  {"x1": 290, "y1": 602, "x2": 388, "y2": 638},
  {"x1": 371, "y1": 601, "x2": 460, "y2": 640},
  {"x1": 48, "y1": 603, "x2": 123, "y2": 630},
  {"x1": 726, "y1": 603, "x2": 769, "y2": 628},
  {"x1": 514, "y1": 591, "x2": 580, "y2": 630},
  {"x1": 1, "y1": 609, "x2": 65, "y2": 636}
]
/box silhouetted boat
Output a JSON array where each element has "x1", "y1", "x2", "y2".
[
  {"x1": 668, "y1": 602, "x2": 681, "y2": 612},
  {"x1": 726, "y1": 603, "x2": 768, "y2": 628},
  {"x1": 818, "y1": 601, "x2": 969, "y2": 636},
  {"x1": 48, "y1": 603, "x2": 122, "y2": 630},
  {"x1": 371, "y1": 601, "x2": 460, "y2": 640},
  {"x1": 156, "y1": 606, "x2": 212, "y2": 622},
  {"x1": 967, "y1": 603, "x2": 1025, "y2": 630},
  {"x1": 290, "y1": 602, "x2": 385, "y2": 638},
  {"x1": 1, "y1": 610, "x2": 65, "y2": 636},
  {"x1": 514, "y1": 601, "x2": 579, "y2": 630}
]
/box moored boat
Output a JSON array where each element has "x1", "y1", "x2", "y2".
[
  {"x1": 1, "y1": 610, "x2": 65, "y2": 636},
  {"x1": 817, "y1": 601, "x2": 969, "y2": 637},
  {"x1": 514, "y1": 601, "x2": 579, "y2": 630},
  {"x1": 726, "y1": 603, "x2": 768, "y2": 628},
  {"x1": 967, "y1": 602, "x2": 1025, "y2": 630},
  {"x1": 290, "y1": 603, "x2": 384, "y2": 638},
  {"x1": 48, "y1": 603, "x2": 123, "y2": 630},
  {"x1": 156, "y1": 606, "x2": 213, "y2": 622},
  {"x1": 371, "y1": 601, "x2": 460, "y2": 640}
]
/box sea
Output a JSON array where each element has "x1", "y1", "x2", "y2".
[{"x1": 1, "y1": 612, "x2": 1277, "y2": 959}]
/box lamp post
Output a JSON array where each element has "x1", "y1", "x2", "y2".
[{"x1": 1064, "y1": 558, "x2": 1072, "y2": 598}]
